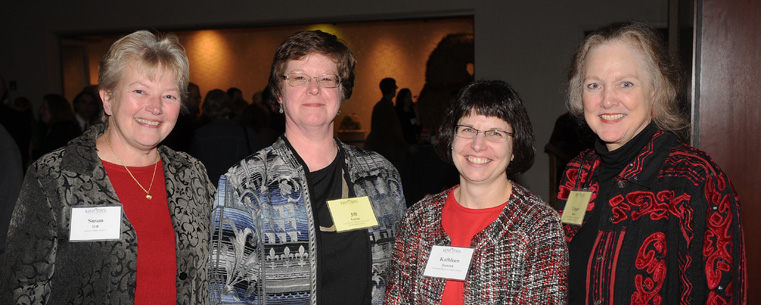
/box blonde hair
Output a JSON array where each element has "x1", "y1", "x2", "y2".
[
  {"x1": 566, "y1": 22, "x2": 688, "y2": 139},
  {"x1": 98, "y1": 30, "x2": 190, "y2": 112}
]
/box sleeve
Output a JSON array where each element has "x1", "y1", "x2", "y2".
[
  {"x1": 208, "y1": 173, "x2": 261, "y2": 305},
  {"x1": 0, "y1": 165, "x2": 56, "y2": 305},
  {"x1": 697, "y1": 164, "x2": 746, "y2": 304},
  {"x1": 519, "y1": 208, "x2": 569, "y2": 304},
  {"x1": 383, "y1": 211, "x2": 417, "y2": 305}
]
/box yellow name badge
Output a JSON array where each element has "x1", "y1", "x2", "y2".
[
  {"x1": 560, "y1": 190, "x2": 593, "y2": 225},
  {"x1": 326, "y1": 196, "x2": 379, "y2": 232}
]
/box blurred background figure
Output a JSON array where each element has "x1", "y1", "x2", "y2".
[
  {"x1": 72, "y1": 88, "x2": 102, "y2": 132},
  {"x1": 364, "y1": 77, "x2": 409, "y2": 170},
  {"x1": 0, "y1": 124, "x2": 22, "y2": 266},
  {"x1": 190, "y1": 88, "x2": 262, "y2": 183},
  {"x1": 163, "y1": 81, "x2": 202, "y2": 152},
  {"x1": 31, "y1": 93, "x2": 81, "y2": 161},
  {"x1": 395, "y1": 88, "x2": 420, "y2": 145},
  {"x1": 0, "y1": 77, "x2": 34, "y2": 171},
  {"x1": 1, "y1": 30, "x2": 216, "y2": 304},
  {"x1": 3, "y1": 96, "x2": 35, "y2": 170},
  {"x1": 235, "y1": 89, "x2": 279, "y2": 147},
  {"x1": 226, "y1": 87, "x2": 249, "y2": 122},
  {"x1": 226, "y1": 87, "x2": 243, "y2": 102}
]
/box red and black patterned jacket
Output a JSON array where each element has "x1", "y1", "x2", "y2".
[
  {"x1": 386, "y1": 183, "x2": 568, "y2": 304},
  {"x1": 557, "y1": 129, "x2": 746, "y2": 305}
]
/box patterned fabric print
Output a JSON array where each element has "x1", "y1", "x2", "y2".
[
  {"x1": 385, "y1": 184, "x2": 568, "y2": 305},
  {"x1": 0, "y1": 124, "x2": 216, "y2": 305},
  {"x1": 557, "y1": 129, "x2": 746, "y2": 305},
  {"x1": 633, "y1": 232, "x2": 667, "y2": 305},
  {"x1": 210, "y1": 138, "x2": 406, "y2": 305}
]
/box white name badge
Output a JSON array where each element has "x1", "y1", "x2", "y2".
[
  {"x1": 423, "y1": 245, "x2": 475, "y2": 281},
  {"x1": 69, "y1": 205, "x2": 122, "y2": 242}
]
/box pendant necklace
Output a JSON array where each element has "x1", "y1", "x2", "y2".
[{"x1": 106, "y1": 136, "x2": 159, "y2": 200}]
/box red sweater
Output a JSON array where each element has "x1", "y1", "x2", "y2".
[
  {"x1": 441, "y1": 188, "x2": 507, "y2": 305},
  {"x1": 103, "y1": 159, "x2": 176, "y2": 304}
]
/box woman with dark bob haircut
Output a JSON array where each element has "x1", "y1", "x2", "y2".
[{"x1": 385, "y1": 80, "x2": 568, "y2": 304}]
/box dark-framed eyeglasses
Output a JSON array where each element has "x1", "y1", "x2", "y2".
[
  {"x1": 454, "y1": 125, "x2": 513, "y2": 143},
  {"x1": 282, "y1": 72, "x2": 341, "y2": 88}
]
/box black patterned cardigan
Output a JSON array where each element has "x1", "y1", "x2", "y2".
[
  {"x1": 557, "y1": 129, "x2": 747, "y2": 304},
  {"x1": 0, "y1": 124, "x2": 216, "y2": 304},
  {"x1": 209, "y1": 137, "x2": 407, "y2": 305}
]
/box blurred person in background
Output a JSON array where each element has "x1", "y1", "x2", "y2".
[
  {"x1": 31, "y1": 93, "x2": 81, "y2": 161},
  {"x1": 190, "y1": 88, "x2": 262, "y2": 183}
]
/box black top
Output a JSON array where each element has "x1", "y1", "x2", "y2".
[
  {"x1": 567, "y1": 122, "x2": 658, "y2": 305},
  {"x1": 285, "y1": 137, "x2": 372, "y2": 305}
]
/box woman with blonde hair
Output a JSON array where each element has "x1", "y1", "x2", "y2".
[
  {"x1": 559, "y1": 21, "x2": 746, "y2": 304},
  {"x1": 1, "y1": 30, "x2": 215, "y2": 304}
]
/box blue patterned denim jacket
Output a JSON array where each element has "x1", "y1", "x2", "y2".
[{"x1": 210, "y1": 137, "x2": 406, "y2": 305}]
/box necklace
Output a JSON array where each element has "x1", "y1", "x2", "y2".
[{"x1": 106, "y1": 136, "x2": 160, "y2": 200}]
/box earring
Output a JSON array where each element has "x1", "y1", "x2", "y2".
[
  {"x1": 279, "y1": 104, "x2": 284, "y2": 114},
  {"x1": 337, "y1": 109, "x2": 341, "y2": 116}
]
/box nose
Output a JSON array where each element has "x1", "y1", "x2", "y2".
[
  {"x1": 307, "y1": 77, "x2": 321, "y2": 95},
  {"x1": 145, "y1": 95, "x2": 162, "y2": 115},
  {"x1": 470, "y1": 132, "x2": 488, "y2": 151},
  {"x1": 601, "y1": 87, "x2": 617, "y2": 109}
]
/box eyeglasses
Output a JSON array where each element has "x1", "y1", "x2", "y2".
[
  {"x1": 455, "y1": 125, "x2": 513, "y2": 143},
  {"x1": 282, "y1": 72, "x2": 341, "y2": 88}
]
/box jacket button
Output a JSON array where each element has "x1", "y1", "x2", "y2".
[{"x1": 179, "y1": 272, "x2": 188, "y2": 280}]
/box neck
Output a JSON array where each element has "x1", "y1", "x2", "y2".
[
  {"x1": 284, "y1": 125, "x2": 338, "y2": 171},
  {"x1": 455, "y1": 177, "x2": 512, "y2": 209},
  {"x1": 97, "y1": 129, "x2": 159, "y2": 166}
]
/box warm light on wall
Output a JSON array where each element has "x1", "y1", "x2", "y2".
[
  {"x1": 184, "y1": 30, "x2": 233, "y2": 95},
  {"x1": 73, "y1": 18, "x2": 473, "y2": 136}
]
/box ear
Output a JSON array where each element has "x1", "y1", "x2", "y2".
[{"x1": 99, "y1": 89, "x2": 113, "y2": 116}]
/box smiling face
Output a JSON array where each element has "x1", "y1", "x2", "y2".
[
  {"x1": 452, "y1": 112, "x2": 514, "y2": 187},
  {"x1": 279, "y1": 53, "x2": 342, "y2": 133},
  {"x1": 101, "y1": 62, "x2": 181, "y2": 153},
  {"x1": 582, "y1": 40, "x2": 654, "y2": 151}
]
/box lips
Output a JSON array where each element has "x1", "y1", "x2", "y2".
[
  {"x1": 135, "y1": 117, "x2": 160, "y2": 126},
  {"x1": 467, "y1": 156, "x2": 490, "y2": 164},
  {"x1": 600, "y1": 114, "x2": 625, "y2": 121}
]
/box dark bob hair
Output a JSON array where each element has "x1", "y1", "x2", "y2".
[
  {"x1": 437, "y1": 80, "x2": 535, "y2": 177},
  {"x1": 268, "y1": 30, "x2": 356, "y2": 102}
]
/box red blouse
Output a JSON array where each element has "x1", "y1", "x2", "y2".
[
  {"x1": 441, "y1": 188, "x2": 507, "y2": 305},
  {"x1": 103, "y1": 159, "x2": 176, "y2": 304}
]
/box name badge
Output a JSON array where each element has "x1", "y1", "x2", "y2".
[
  {"x1": 326, "y1": 196, "x2": 379, "y2": 232},
  {"x1": 560, "y1": 190, "x2": 593, "y2": 225},
  {"x1": 423, "y1": 245, "x2": 475, "y2": 281},
  {"x1": 69, "y1": 205, "x2": 122, "y2": 242}
]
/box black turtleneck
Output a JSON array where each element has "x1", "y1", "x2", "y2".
[{"x1": 568, "y1": 122, "x2": 658, "y2": 305}]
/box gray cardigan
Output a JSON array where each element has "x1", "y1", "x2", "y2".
[{"x1": 1, "y1": 124, "x2": 216, "y2": 304}]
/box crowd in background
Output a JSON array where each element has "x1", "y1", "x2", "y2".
[{"x1": 0, "y1": 21, "x2": 748, "y2": 305}]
